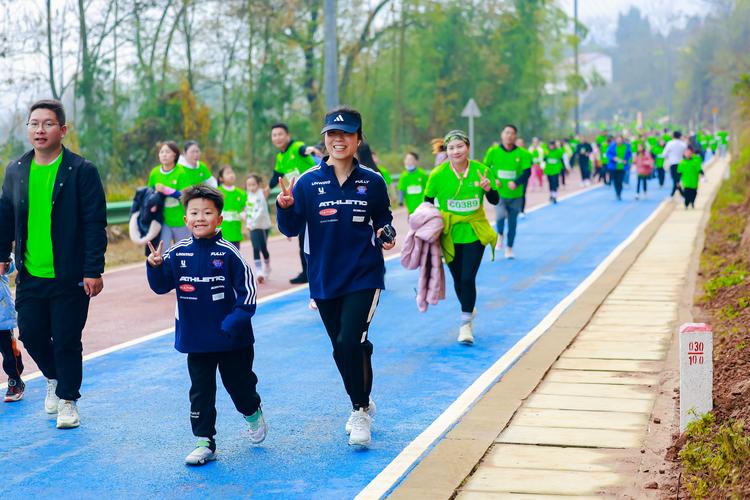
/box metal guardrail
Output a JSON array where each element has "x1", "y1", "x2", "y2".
[
  {"x1": 106, "y1": 172, "x2": 402, "y2": 226},
  {"x1": 106, "y1": 201, "x2": 132, "y2": 226}
]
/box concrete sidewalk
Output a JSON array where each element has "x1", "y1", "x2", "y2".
[
  {"x1": 388, "y1": 159, "x2": 726, "y2": 499},
  {"x1": 454, "y1": 162, "x2": 725, "y2": 498}
]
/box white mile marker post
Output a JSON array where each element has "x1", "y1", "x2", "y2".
[{"x1": 679, "y1": 323, "x2": 713, "y2": 432}]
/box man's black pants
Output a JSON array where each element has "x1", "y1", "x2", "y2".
[
  {"x1": 187, "y1": 346, "x2": 261, "y2": 439},
  {"x1": 16, "y1": 274, "x2": 89, "y2": 400},
  {"x1": 316, "y1": 289, "x2": 380, "y2": 410}
]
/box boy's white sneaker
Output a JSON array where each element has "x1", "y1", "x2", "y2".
[
  {"x1": 348, "y1": 409, "x2": 372, "y2": 447},
  {"x1": 505, "y1": 247, "x2": 515, "y2": 260},
  {"x1": 45, "y1": 379, "x2": 60, "y2": 414},
  {"x1": 185, "y1": 438, "x2": 216, "y2": 466},
  {"x1": 245, "y1": 408, "x2": 268, "y2": 444},
  {"x1": 56, "y1": 400, "x2": 80, "y2": 429},
  {"x1": 458, "y1": 322, "x2": 474, "y2": 344},
  {"x1": 346, "y1": 398, "x2": 376, "y2": 434}
]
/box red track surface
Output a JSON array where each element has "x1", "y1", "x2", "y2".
[{"x1": 20, "y1": 171, "x2": 590, "y2": 376}]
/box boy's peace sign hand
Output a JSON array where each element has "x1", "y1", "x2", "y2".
[
  {"x1": 147, "y1": 240, "x2": 165, "y2": 267},
  {"x1": 478, "y1": 169, "x2": 492, "y2": 192},
  {"x1": 277, "y1": 177, "x2": 296, "y2": 208}
]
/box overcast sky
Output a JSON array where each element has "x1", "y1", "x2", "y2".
[{"x1": 557, "y1": 0, "x2": 711, "y2": 45}]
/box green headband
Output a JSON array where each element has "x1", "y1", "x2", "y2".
[{"x1": 443, "y1": 130, "x2": 470, "y2": 146}]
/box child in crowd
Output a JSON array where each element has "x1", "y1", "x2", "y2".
[
  {"x1": 678, "y1": 145, "x2": 704, "y2": 209},
  {"x1": 634, "y1": 143, "x2": 654, "y2": 200},
  {"x1": 217, "y1": 166, "x2": 247, "y2": 249},
  {"x1": 0, "y1": 256, "x2": 24, "y2": 402},
  {"x1": 146, "y1": 185, "x2": 266, "y2": 466},
  {"x1": 245, "y1": 174, "x2": 272, "y2": 283},
  {"x1": 397, "y1": 152, "x2": 429, "y2": 215}
]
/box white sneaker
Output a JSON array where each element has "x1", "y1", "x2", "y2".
[
  {"x1": 458, "y1": 322, "x2": 474, "y2": 344},
  {"x1": 494, "y1": 238, "x2": 504, "y2": 251},
  {"x1": 505, "y1": 247, "x2": 515, "y2": 260},
  {"x1": 56, "y1": 399, "x2": 80, "y2": 429},
  {"x1": 308, "y1": 299, "x2": 318, "y2": 310},
  {"x1": 245, "y1": 408, "x2": 268, "y2": 444},
  {"x1": 185, "y1": 438, "x2": 216, "y2": 466},
  {"x1": 262, "y1": 260, "x2": 271, "y2": 279},
  {"x1": 348, "y1": 409, "x2": 372, "y2": 447},
  {"x1": 519, "y1": 212, "x2": 526, "y2": 219},
  {"x1": 45, "y1": 379, "x2": 60, "y2": 414},
  {"x1": 346, "y1": 398, "x2": 377, "y2": 434}
]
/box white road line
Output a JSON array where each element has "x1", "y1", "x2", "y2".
[{"x1": 355, "y1": 194, "x2": 669, "y2": 500}]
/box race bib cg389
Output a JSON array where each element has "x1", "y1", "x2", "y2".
[{"x1": 447, "y1": 197, "x2": 480, "y2": 212}]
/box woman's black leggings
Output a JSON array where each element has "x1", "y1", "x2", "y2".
[
  {"x1": 250, "y1": 229, "x2": 270, "y2": 260},
  {"x1": 447, "y1": 241, "x2": 486, "y2": 313},
  {"x1": 316, "y1": 289, "x2": 380, "y2": 410}
]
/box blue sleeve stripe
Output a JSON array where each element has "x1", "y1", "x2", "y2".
[{"x1": 216, "y1": 239, "x2": 256, "y2": 305}]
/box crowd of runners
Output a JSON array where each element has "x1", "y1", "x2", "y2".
[{"x1": 0, "y1": 97, "x2": 730, "y2": 466}]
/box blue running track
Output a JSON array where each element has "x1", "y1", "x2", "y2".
[{"x1": 0, "y1": 186, "x2": 664, "y2": 499}]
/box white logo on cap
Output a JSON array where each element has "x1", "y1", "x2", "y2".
[{"x1": 334, "y1": 114, "x2": 344, "y2": 122}]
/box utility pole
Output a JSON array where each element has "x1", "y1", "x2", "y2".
[
  {"x1": 324, "y1": 0, "x2": 339, "y2": 111},
  {"x1": 573, "y1": 0, "x2": 580, "y2": 135}
]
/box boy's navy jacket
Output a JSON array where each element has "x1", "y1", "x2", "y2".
[
  {"x1": 276, "y1": 158, "x2": 393, "y2": 300},
  {"x1": 146, "y1": 232, "x2": 256, "y2": 353}
]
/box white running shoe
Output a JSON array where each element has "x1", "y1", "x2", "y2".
[
  {"x1": 245, "y1": 408, "x2": 268, "y2": 444},
  {"x1": 505, "y1": 247, "x2": 515, "y2": 260},
  {"x1": 458, "y1": 322, "x2": 474, "y2": 344},
  {"x1": 262, "y1": 260, "x2": 271, "y2": 279},
  {"x1": 494, "y1": 238, "x2": 504, "y2": 251},
  {"x1": 45, "y1": 379, "x2": 60, "y2": 414},
  {"x1": 308, "y1": 299, "x2": 318, "y2": 310},
  {"x1": 348, "y1": 409, "x2": 372, "y2": 447},
  {"x1": 56, "y1": 400, "x2": 80, "y2": 429},
  {"x1": 185, "y1": 438, "x2": 216, "y2": 466},
  {"x1": 346, "y1": 398, "x2": 377, "y2": 434}
]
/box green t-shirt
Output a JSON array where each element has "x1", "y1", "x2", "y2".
[
  {"x1": 218, "y1": 185, "x2": 247, "y2": 242},
  {"x1": 651, "y1": 144, "x2": 665, "y2": 168},
  {"x1": 378, "y1": 166, "x2": 393, "y2": 186},
  {"x1": 482, "y1": 145, "x2": 531, "y2": 199},
  {"x1": 397, "y1": 167, "x2": 429, "y2": 214},
  {"x1": 26, "y1": 154, "x2": 63, "y2": 278},
  {"x1": 180, "y1": 160, "x2": 213, "y2": 186},
  {"x1": 275, "y1": 140, "x2": 316, "y2": 179},
  {"x1": 424, "y1": 160, "x2": 497, "y2": 244},
  {"x1": 678, "y1": 156, "x2": 703, "y2": 189},
  {"x1": 614, "y1": 144, "x2": 628, "y2": 171},
  {"x1": 148, "y1": 164, "x2": 190, "y2": 227},
  {"x1": 544, "y1": 148, "x2": 564, "y2": 175}
]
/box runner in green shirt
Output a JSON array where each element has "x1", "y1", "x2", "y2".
[
  {"x1": 482, "y1": 124, "x2": 530, "y2": 259},
  {"x1": 397, "y1": 151, "x2": 428, "y2": 215},
  {"x1": 179, "y1": 141, "x2": 216, "y2": 188},
  {"x1": 424, "y1": 130, "x2": 499, "y2": 345},
  {"x1": 148, "y1": 141, "x2": 192, "y2": 244},
  {"x1": 678, "y1": 145, "x2": 703, "y2": 209},
  {"x1": 269, "y1": 122, "x2": 321, "y2": 284},
  {"x1": 544, "y1": 141, "x2": 564, "y2": 204},
  {"x1": 651, "y1": 138, "x2": 666, "y2": 187},
  {"x1": 217, "y1": 166, "x2": 248, "y2": 247}
]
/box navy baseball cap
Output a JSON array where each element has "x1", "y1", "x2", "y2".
[{"x1": 320, "y1": 110, "x2": 361, "y2": 134}]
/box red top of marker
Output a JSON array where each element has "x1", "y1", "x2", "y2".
[{"x1": 680, "y1": 323, "x2": 712, "y2": 334}]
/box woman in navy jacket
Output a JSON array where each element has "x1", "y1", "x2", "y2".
[{"x1": 276, "y1": 107, "x2": 395, "y2": 448}]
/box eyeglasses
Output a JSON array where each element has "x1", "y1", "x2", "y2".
[{"x1": 27, "y1": 121, "x2": 60, "y2": 131}]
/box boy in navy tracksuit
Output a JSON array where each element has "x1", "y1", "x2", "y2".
[{"x1": 146, "y1": 185, "x2": 266, "y2": 466}]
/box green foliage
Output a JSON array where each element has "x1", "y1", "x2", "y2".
[
  {"x1": 679, "y1": 412, "x2": 750, "y2": 499},
  {"x1": 704, "y1": 264, "x2": 747, "y2": 298}
]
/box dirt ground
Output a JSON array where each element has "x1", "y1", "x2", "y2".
[{"x1": 660, "y1": 161, "x2": 750, "y2": 498}]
